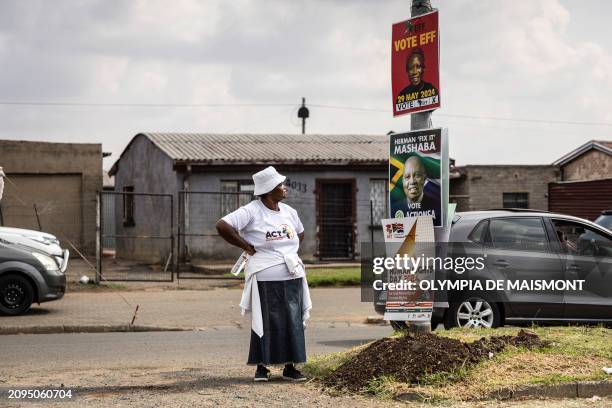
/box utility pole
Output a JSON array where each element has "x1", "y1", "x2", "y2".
[
  {"x1": 411, "y1": 0, "x2": 433, "y2": 131},
  {"x1": 410, "y1": 0, "x2": 434, "y2": 333},
  {"x1": 297, "y1": 97, "x2": 309, "y2": 135}
]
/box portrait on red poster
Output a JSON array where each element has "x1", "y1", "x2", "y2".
[{"x1": 391, "y1": 10, "x2": 440, "y2": 117}]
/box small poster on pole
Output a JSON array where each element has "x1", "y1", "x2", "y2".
[
  {"x1": 381, "y1": 216, "x2": 435, "y2": 322},
  {"x1": 391, "y1": 10, "x2": 440, "y2": 116}
]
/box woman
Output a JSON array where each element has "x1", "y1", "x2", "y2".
[{"x1": 216, "y1": 166, "x2": 311, "y2": 382}]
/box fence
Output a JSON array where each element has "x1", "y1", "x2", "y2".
[
  {"x1": 178, "y1": 191, "x2": 254, "y2": 278},
  {"x1": 176, "y1": 190, "x2": 382, "y2": 279},
  {"x1": 0, "y1": 185, "x2": 383, "y2": 282},
  {"x1": 97, "y1": 191, "x2": 174, "y2": 282}
]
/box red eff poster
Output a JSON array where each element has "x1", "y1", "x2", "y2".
[{"x1": 391, "y1": 10, "x2": 440, "y2": 117}]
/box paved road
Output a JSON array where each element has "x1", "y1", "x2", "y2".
[
  {"x1": 0, "y1": 325, "x2": 397, "y2": 408},
  {"x1": 1, "y1": 325, "x2": 391, "y2": 372},
  {"x1": 2, "y1": 327, "x2": 609, "y2": 408}
]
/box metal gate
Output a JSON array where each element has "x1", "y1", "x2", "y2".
[
  {"x1": 178, "y1": 191, "x2": 253, "y2": 279},
  {"x1": 97, "y1": 191, "x2": 174, "y2": 282},
  {"x1": 316, "y1": 179, "x2": 356, "y2": 260},
  {"x1": 549, "y1": 178, "x2": 612, "y2": 221}
]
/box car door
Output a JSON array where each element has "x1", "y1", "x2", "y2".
[
  {"x1": 549, "y1": 218, "x2": 612, "y2": 320},
  {"x1": 485, "y1": 217, "x2": 564, "y2": 319}
]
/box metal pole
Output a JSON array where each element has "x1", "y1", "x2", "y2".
[
  {"x1": 170, "y1": 194, "x2": 175, "y2": 282},
  {"x1": 410, "y1": 0, "x2": 434, "y2": 333},
  {"x1": 184, "y1": 166, "x2": 191, "y2": 261},
  {"x1": 33, "y1": 203, "x2": 42, "y2": 230},
  {"x1": 370, "y1": 200, "x2": 375, "y2": 259},
  {"x1": 411, "y1": 0, "x2": 434, "y2": 132},
  {"x1": 96, "y1": 191, "x2": 102, "y2": 284},
  {"x1": 301, "y1": 97, "x2": 306, "y2": 135},
  {"x1": 298, "y1": 97, "x2": 309, "y2": 135},
  {"x1": 177, "y1": 191, "x2": 182, "y2": 279}
]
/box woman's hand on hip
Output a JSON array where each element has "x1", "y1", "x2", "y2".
[{"x1": 243, "y1": 244, "x2": 256, "y2": 256}]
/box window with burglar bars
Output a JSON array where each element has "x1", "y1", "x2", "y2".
[
  {"x1": 220, "y1": 180, "x2": 254, "y2": 214},
  {"x1": 369, "y1": 179, "x2": 388, "y2": 226},
  {"x1": 503, "y1": 192, "x2": 529, "y2": 209}
]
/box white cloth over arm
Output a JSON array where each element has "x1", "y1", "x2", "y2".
[{"x1": 239, "y1": 256, "x2": 312, "y2": 338}]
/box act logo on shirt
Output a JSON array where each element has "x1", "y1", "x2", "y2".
[{"x1": 265, "y1": 224, "x2": 295, "y2": 240}]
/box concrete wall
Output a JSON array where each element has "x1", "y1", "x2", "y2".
[
  {"x1": 561, "y1": 150, "x2": 612, "y2": 181},
  {"x1": 454, "y1": 165, "x2": 560, "y2": 211},
  {"x1": 183, "y1": 167, "x2": 387, "y2": 262},
  {"x1": 112, "y1": 135, "x2": 179, "y2": 262},
  {"x1": 0, "y1": 140, "x2": 102, "y2": 254}
]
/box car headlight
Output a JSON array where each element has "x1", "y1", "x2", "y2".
[{"x1": 32, "y1": 252, "x2": 60, "y2": 272}]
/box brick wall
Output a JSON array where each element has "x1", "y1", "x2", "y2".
[
  {"x1": 561, "y1": 150, "x2": 612, "y2": 181},
  {"x1": 453, "y1": 165, "x2": 560, "y2": 211}
]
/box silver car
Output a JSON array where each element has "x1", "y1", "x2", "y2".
[{"x1": 377, "y1": 210, "x2": 612, "y2": 329}]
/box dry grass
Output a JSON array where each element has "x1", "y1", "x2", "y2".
[
  {"x1": 440, "y1": 325, "x2": 611, "y2": 359},
  {"x1": 401, "y1": 350, "x2": 610, "y2": 401},
  {"x1": 303, "y1": 342, "x2": 371, "y2": 379}
]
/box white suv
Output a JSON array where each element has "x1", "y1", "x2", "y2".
[{"x1": 0, "y1": 227, "x2": 69, "y2": 272}]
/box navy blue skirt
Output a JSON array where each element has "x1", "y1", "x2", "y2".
[{"x1": 247, "y1": 278, "x2": 307, "y2": 365}]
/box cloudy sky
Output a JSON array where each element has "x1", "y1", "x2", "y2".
[{"x1": 1, "y1": 0, "x2": 611, "y2": 170}]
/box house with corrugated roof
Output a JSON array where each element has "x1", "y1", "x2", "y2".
[
  {"x1": 108, "y1": 133, "x2": 388, "y2": 263},
  {"x1": 548, "y1": 140, "x2": 612, "y2": 220},
  {"x1": 449, "y1": 140, "x2": 611, "y2": 222},
  {"x1": 552, "y1": 140, "x2": 612, "y2": 182}
]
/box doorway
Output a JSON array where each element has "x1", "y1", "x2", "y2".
[{"x1": 316, "y1": 179, "x2": 356, "y2": 260}]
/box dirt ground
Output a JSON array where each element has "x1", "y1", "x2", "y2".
[{"x1": 2, "y1": 365, "x2": 610, "y2": 408}]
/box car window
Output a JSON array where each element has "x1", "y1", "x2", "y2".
[
  {"x1": 468, "y1": 220, "x2": 488, "y2": 244},
  {"x1": 595, "y1": 215, "x2": 612, "y2": 230},
  {"x1": 552, "y1": 219, "x2": 612, "y2": 257},
  {"x1": 489, "y1": 217, "x2": 549, "y2": 252}
]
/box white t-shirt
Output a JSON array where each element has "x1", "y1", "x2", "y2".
[{"x1": 222, "y1": 200, "x2": 304, "y2": 281}]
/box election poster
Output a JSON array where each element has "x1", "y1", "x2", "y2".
[
  {"x1": 381, "y1": 216, "x2": 435, "y2": 322},
  {"x1": 389, "y1": 128, "x2": 448, "y2": 228},
  {"x1": 391, "y1": 10, "x2": 440, "y2": 116}
]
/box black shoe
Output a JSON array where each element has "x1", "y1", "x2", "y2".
[
  {"x1": 254, "y1": 365, "x2": 270, "y2": 382},
  {"x1": 282, "y1": 365, "x2": 306, "y2": 382}
]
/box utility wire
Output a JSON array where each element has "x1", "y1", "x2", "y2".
[
  {"x1": 309, "y1": 104, "x2": 612, "y2": 127},
  {"x1": 2, "y1": 100, "x2": 611, "y2": 127},
  {"x1": 0, "y1": 101, "x2": 295, "y2": 108}
]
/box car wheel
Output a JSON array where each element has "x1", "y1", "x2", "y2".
[
  {"x1": 445, "y1": 296, "x2": 501, "y2": 329},
  {"x1": 0, "y1": 274, "x2": 34, "y2": 316}
]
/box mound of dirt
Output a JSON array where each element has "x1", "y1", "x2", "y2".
[{"x1": 323, "y1": 329, "x2": 548, "y2": 392}]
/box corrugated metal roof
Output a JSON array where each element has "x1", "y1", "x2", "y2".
[
  {"x1": 595, "y1": 140, "x2": 612, "y2": 149},
  {"x1": 142, "y1": 133, "x2": 388, "y2": 165},
  {"x1": 553, "y1": 140, "x2": 612, "y2": 166}
]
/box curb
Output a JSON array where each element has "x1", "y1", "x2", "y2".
[
  {"x1": 364, "y1": 316, "x2": 388, "y2": 325},
  {"x1": 0, "y1": 325, "x2": 193, "y2": 335},
  {"x1": 394, "y1": 381, "x2": 612, "y2": 402}
]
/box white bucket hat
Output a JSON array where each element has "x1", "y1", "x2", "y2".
[{"x1": 252, "y1": 166, "x2": 286, "y2": 196}]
